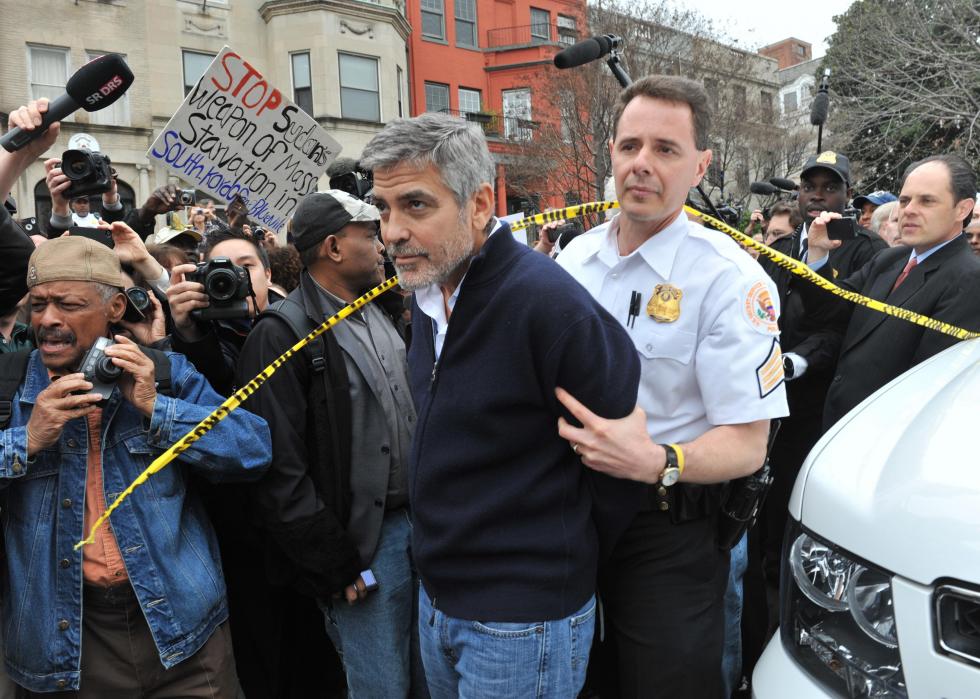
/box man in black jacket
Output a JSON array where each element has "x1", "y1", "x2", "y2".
[
  {"x1": 237, "y1": 190, "x2": 423, "y2": 697},
  {"x1": 755, "y1": 152, "x2": 887, "y2": 582},
  {"x1": 803, "y1": 153, "x2": 980, "y2": 429}
]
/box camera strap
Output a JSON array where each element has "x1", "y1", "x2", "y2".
[{"x1": 0, "y1": 350, "x2": 32, "y2": 429}]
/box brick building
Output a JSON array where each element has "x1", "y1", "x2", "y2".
[{"x1": 404, "y1": 0, "x2": 585, "y2": 216}]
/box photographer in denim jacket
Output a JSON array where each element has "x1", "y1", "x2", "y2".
[{"x1": 0, "y1": 235, "x2": 271, "y2": 696}]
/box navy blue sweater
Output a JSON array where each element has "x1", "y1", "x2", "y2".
[{"x1": 408, "y1": 227, "x2": 644, "y2": 622}]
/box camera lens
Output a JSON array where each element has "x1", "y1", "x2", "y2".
[
  {"x1": 94, "y1": 355, "x2": 123, "y2": 383},
  {"x1": 205, "y1": 268, "x2": 239, "y2": 301},
  {"x1": 126, "y1": 287, "x2": 150, "y2": 312},
  {"x1": 61, "y1": 150, "x2": 92, "y2": 181}
]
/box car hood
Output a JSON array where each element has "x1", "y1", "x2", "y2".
[{"x1": 790, "y1": 338, "x2": 980, "y2": 586}]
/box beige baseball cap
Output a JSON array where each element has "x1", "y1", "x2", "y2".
[{"x1": 26, "y1": 235, "x2": 124, "y2": 289}]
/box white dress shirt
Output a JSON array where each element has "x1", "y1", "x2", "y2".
[{"x1": 557, "y1": 212, "x2": 788, "y2": 443}]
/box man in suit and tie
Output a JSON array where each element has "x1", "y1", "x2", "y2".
[
  {"x1": 750, "y1": 155, "x2": 887, "y2": 656},
  {"x1": 803, "y1": 153, "x2": 980, "y2": 430}
]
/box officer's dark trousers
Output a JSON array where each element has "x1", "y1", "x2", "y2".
[{"x1": 592, "y1": 506, "x2": 730, "y2": 699}]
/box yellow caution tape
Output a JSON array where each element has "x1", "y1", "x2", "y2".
[
  {"x1": 75, "y1": 276, "x2": 400, "y2": 549},
  {"x1": 509, "y1": 200, "x2": 619, "y2": 231},
  {"x1": 512, "y1": 199, "x2": 978, "y2": 341},
  {"x1": 686, "y1": 205, "x2": 980, "y2": 341},
  {"x1": 78, "y1": 198, "x2": 977, "y2": 547}
]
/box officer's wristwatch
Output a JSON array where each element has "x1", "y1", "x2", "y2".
[{"x1": 659, "y1": 443, "x2": 685, "y2": 486}]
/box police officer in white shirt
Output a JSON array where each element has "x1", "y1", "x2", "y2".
[{"x1": 554, "y1": 75, "x2": 789, "y2": 699}]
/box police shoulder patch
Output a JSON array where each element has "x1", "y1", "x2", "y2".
[
  {"x1": 756, "y1": 338, "x2": 785, "y2": 398},
  {"x1": 742, "y1": 279, "x2": 779, "y2": 335}
]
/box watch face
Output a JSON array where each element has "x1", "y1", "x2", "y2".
[{"x1": 661, "y1": 467, "x2": 680, "y2": 487}]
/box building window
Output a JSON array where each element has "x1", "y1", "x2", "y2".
[
  {"x1": 530, "y1": 8, "x2": 550, "y2": 41},
  {"x1": 733, "y1": 84, "x2": 746, "y2": 114},
  {"x1": 421, "y1": 0, "x2": 445, "y2": 41},
  {"x1": 397, "y1": 65, "x2": 405, "y2": 118},
  {"x1": 796, "y1": 44, "x2": 806, "y2": 56},
  {"x1": 424, "y1": 82, "x2": 450, "y2": 113},
  {"x1": 502, "y1": 88, "x2": 532, "y2": 140},
  {"x1": 182, "y1": 50, "x2": 217, "y2": 96},
  {"x1": 556, "y1": 15, "x2": 577, "y2": 46},
  {"x1": 783, "y1": 90, "x2": 798, "y2": 113},
  {"x1": 29, "y1": 45, "x2": 69, "y2": 103},
  {"x1": 86, "y1": 52, "x2": 130, "y2": 126},
  {"x1": 339, "y1": 53, "x2": 380, "y2": 122},
  {"x1": 455, "y1": 0, "x2": 477, "y2": 48},
  {"x1": 458, "y1": 88, "x2": 481, "y2": 115},
  {"x1": 760, "y1": 90, "x2": 773, "y2": 123},
  {"x1": 291, "y1": 52, "x2": 313, "y2": 116}
]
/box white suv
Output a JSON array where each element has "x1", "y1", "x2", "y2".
[{"x1": 753, "y1": 338, "x2": 980, "y2": 698}]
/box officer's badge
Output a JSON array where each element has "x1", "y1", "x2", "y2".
[
  {"x1": 816, "y1": 151, "x2": 838, "y2": 165},
  {"x1": 647, "y1": 284, "x2": 682, "y2": 323}
]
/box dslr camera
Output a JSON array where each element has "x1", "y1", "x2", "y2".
[
  {"x1": 78, "y1": 337, "x2": 122, "y2": 403},
  {"x1": 187, "y1": 257, "x2": 253, "y2": 321},
  {"x1": 62, "y1": 148, "x2": 113, "y2": 198}
]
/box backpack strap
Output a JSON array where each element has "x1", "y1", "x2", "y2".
[
  {"x1": 139, "y1": 346, "x2": 174, "y2": 398},
  {"x1": 0, "y1": 350, "x2": 32, "y2": 429},
  {"x1": 261, "y1": 297, "x2": 326, "y2": 374}
]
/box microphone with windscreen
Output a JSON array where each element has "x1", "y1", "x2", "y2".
[
  {"x1": 769, "y1": 177, "x2": 799, "y2": 191},
  {"x1": 554, "y1": 35, "x2": 622, "y2": 70},
  {"x1": 809, "y1": 91, "x2": 829, "y2": 127},
  {"x1": 750, "y1": 182, "x2": 779, "y2": 196},
  {"x1": 1, "y1": 53, "x2": 134, "y2": 153}
]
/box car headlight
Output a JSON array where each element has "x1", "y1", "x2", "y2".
[{"x1": 781, "y1": 523, "x2": 906, "y2": 698}]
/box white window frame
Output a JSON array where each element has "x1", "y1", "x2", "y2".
[
  {"x1": 502, "y1": 88, "x2": 532, "y2": 140},
  {"x1": 530, "y1": 8, "x2": 551, "y2": 41},
  {"x1": 290, "y1": 51, "x2": 313, "y2": 116},
  {"x1": 458, "y1": 88, "x2": 481, "y2": 115},
  {"x1": 182, "y1": 49, "x2": 217, "y2": 96},
  {"x1": 338, "y1": 52, "x2": 381, "y2": 122},
  {"x1": 85, "y1": 51, "x2": 131, "y2": 126},
  {"x1": 424, "y1": 82, "x2": 450, "y2": 114},
  {"x1": 27, "y1": 44, "x2": 70, "y2": 108}
]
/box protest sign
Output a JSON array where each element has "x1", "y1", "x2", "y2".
[{"x1": 147, "y1": 46, "x2": 341, "y2": 231}]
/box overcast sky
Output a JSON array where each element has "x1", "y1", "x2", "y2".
[{"x1": 665, "y1": 0, "x2": 855, "y2": 58}]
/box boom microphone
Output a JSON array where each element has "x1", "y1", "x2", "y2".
[
  {"x1": 750, "y1": 181, "x2": 779, "y2": 196},
  {"x1": 809, "y1": 91, "x2": 829, "y2": 127},
  {"x1": 554, "y1": 35, "x2": 621, "y2": 70},
  {"x1": 1, "y1": 54, "x2": 134, "y2": 153},
  {"x1": 769, "y1": 177, "x2": 799, "y2": 191}
]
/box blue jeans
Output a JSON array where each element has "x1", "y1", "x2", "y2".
[
  {"x1": 418, "y1": 586, "x2": 595, "y2": 699},
  {"x1": 321, "y1": 509, "x2": 425, "y2": 698},
  {"x1": 722, "y1": 532, "x2": 749, "y2": 697}
]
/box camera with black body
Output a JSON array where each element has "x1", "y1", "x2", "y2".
[
  {"x1": 187, "y1": 257, "x2": 253, "y2": 321},
  {"x1": 78, "y1": 337, "x2": 122, "y2": 403},
  {"x1": 178, "y1": 189, "x2": 196, "y2": 206},
  {"x1": 123, "y1": 286, "x2": 151, "y2": 323},
  {"x1": 61, "y1": 148, "x2": 113, "y2": 198}
]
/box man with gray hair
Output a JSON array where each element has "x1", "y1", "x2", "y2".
[{"x1": 361, "y1": 113, "x2": 645, "y2": 697}]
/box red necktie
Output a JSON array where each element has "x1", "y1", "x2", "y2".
[{"x1": 891, "y1": 256, "x2": 918, "y2": 293}]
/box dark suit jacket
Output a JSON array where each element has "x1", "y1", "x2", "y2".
[
  {"x1": 759, "y1": 225, "x2": 886, "y2": 418},
  {"x1": 800, "y1": 235, "x2": 980, "y2": 429}
]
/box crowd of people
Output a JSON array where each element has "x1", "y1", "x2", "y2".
[{"x1": 0, "y1": 69, "x2": 977, "y2": 699}]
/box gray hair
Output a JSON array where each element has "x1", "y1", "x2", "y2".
[
  {"x1": 869, "y1": 200, "x2": 897, "y2": 233},
  {"x1": 93, "y1": 282, "x2": 124, "y2": 304},
  {"x1": 360, "y1": 113, "x2": 495, "y2": 207}
]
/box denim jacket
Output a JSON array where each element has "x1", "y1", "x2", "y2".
[{"x1": 0, "y1": 350, "x2": 271, "y2": 692}]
